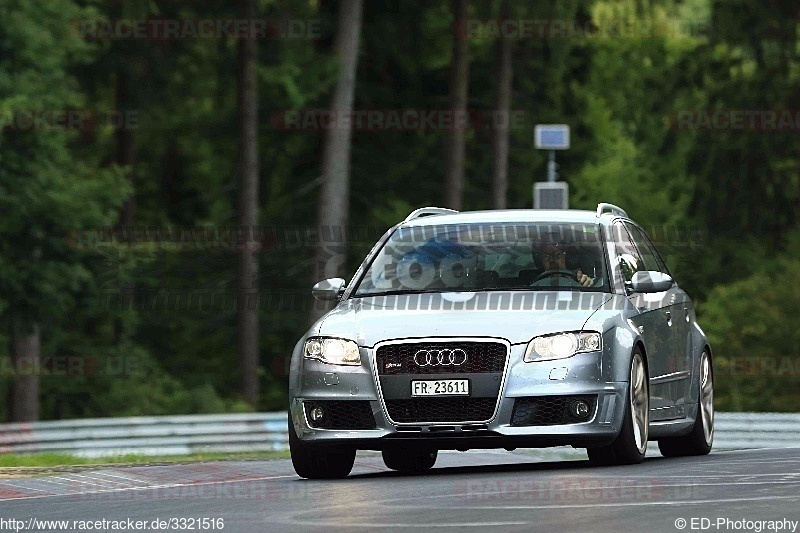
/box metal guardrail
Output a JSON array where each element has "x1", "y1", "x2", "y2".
[
  {"x1": 712, "y1": 412, "x2": 800, "y2": 450},
  {"x1": 0, "y1": 412, "x2": 798, "y2": 458},
  {"x1": 0, "y1": 413, "x2": 288, "y2": 458}
]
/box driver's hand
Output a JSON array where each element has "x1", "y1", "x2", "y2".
[{"x1": 576, "y1": 269, "x2": 594, "y2": 287}]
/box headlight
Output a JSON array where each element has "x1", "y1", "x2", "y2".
[
  {"x1": 303, "y1": 337, "x2": 361, "y2": 366},
  {"x1": 524, "y1": 331, "x2": 602, "y2": 362}
]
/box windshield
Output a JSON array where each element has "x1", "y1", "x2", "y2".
[{"x1": 354, "y1": 222, "x2": 608, "y2": 296}]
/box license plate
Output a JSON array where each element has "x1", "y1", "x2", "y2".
[{"x1": 411, "y1": 379, "x2": 469, "y2": 396}]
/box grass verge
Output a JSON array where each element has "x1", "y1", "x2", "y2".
[{"x1": 0, "y1": 450, "x2": 290, "y2": 470}]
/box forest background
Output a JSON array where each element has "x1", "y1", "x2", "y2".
[{"x1": 1, "y1": 0, "x2": 798, "y2": 421}]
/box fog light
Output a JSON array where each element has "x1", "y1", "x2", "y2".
[
  {"x1": 309, "y1": 406, "x2": 325, "y2": 422},
  {"x1": 569, "y1": 400, "x2": 590, "y2": 419}
]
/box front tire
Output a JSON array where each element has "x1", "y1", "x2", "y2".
[
  {"x1": 382, "y1": 448, "x2": 437, "y2": 474},
  {"x1": 658, "y1": 351, "x2": 714, "y2": 457},
  {"x1": 289, "y1": 413, "x2": 356, "y2": 479},
  {"x1": 588, "y1": 348, "x2": 649, "y2": 466}
]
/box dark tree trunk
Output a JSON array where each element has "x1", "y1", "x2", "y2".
[
  {"x1": 115, "y1": 71, "x2": 137, "y2": 230},
  {"x1": 310, "y1": 0, "x2": 364, "y2": 323},
  {"x1": 491, "y1": 0, "x2": 513, "y2": 209},
  {"x1": 9, "y1": 322, "x2": 40, "y2": 422},
  {"x1": 236, "y1": 0, "x2": 261, "y2": 408},
  {"x1": 443, "y1": 0, "x2": 470, "y2": 210},
  {"x1": 113, "y1": 67, "x2": 136, "y2": 345}
]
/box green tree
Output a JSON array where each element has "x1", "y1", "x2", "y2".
[
  {"x1": 699, "y1": 230, "x2": 800, "y2": 411},
  {"x1": 0, "y1": 0, "x2": 129, "y2": 420}
]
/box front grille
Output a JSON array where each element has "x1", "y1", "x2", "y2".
[
  {"x1": 304, "y1": 400, "x2": 377, "y2": 430},
  {"x1": 376, "y1": 341, "x2": 507, "y2": 375},
  {"x1": 511, "y1": 395, "x2": 598, "y2": 426},
  {"x1": 385, "y1": 398, "x2": 496, "y2": 423}
]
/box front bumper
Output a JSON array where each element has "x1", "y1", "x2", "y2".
[{"x1": 290, "y1": 343, "x2": 628, "y2": 450}]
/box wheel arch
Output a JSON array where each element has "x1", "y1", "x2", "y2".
[
  {"x1": 634, "y1": 340, "x2": 649, "y2": 379},
  {"x1": 688, "y1": 344, "x2": 713, "y2": 404},
  {"x1": 609, "y1": 334, "x2": 650, "y2": 384}
]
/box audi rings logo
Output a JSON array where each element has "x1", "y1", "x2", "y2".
[{"x1": 413, "y1": 348, "x2": 468, "y2": 367}]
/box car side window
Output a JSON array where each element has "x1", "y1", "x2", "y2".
[
  {"x1": 625, "y1": 223, "x2": 670, "y2": 275},
  {"x1": 612, "y1": 222, "x2": 644, "y2": 283}
]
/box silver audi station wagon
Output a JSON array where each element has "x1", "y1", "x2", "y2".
[{"x1": 289, "y1": 204, "x2": 714, "y2": 478}]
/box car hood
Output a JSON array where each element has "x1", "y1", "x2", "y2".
[{"x1": 316, "y1": 291, "x2": 614, "y2": 346}]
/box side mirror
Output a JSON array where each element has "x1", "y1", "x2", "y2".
[
  {"x1": 312, "y1": 278, "x2": 346, "y2": 301},
  {"x1": 629, "y1": 271, "x2": 674, "y2": 293}
]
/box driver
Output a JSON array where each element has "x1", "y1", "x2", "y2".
[{"x1": 530, "y1": 240, "x2": 595, "y2": 287}]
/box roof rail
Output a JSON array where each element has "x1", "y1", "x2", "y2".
[
  {"x1": 404, "y1": 207, "x2": 459, "y2": 222},
  {"x1": 596, "y1": 203, "x2": 628, "y2": 218}
]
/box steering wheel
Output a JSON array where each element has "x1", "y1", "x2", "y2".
[{"x1": 533, "y1": 269, "x2": 580, "y2": 283}]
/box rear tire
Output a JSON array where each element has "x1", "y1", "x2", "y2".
[
  {"x1": 289, "y1": 413, "x2": 356, "y2": 479},
  {"x1": 658, "y1": 351, "x2": 714, "y2": 457},
  {"x1": 588, "y1": 348, "x2": 649, "y2": 466},
  {"x1": 382, "y1": 448, "x2": 438, "y2": 474}
]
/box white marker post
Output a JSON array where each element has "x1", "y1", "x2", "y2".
[{"x1": 533, "y1": 124, "x2": 570, "y2": 209}]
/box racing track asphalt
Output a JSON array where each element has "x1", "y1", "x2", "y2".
[{"x1": 1, "y1": 448, "x2": 799, "y2": 533}]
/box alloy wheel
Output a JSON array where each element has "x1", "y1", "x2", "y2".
[
  {"x1": 699, "y1": 352, "x2": 714, "y2": 446},
  {"x1": 630, "y1": 352, "x2": 649, "y2": 454}
]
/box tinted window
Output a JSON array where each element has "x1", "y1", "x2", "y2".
[{"x1": 354, "y1": 222, "x2": 608, "y2": 295}]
